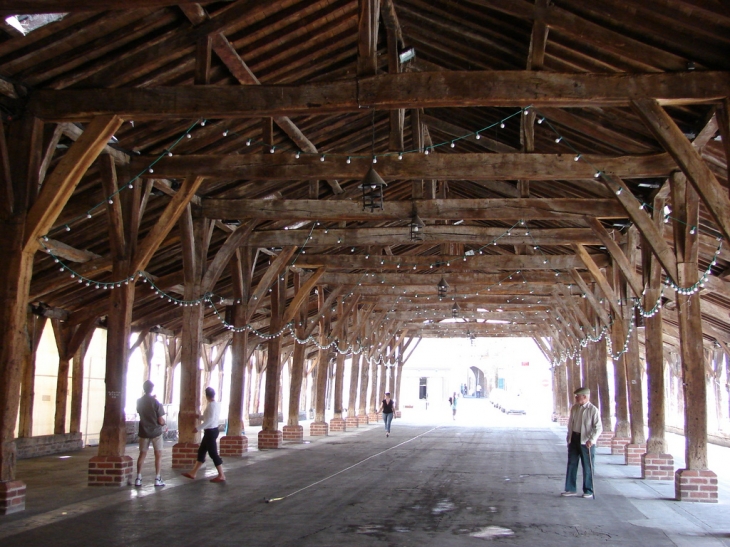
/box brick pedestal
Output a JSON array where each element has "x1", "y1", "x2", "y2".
[
  {"x1": 330, "y1": 417, "x2": 346, "y2": 432},
  {"x1": 219, "y1": 435, "x2": 248, "y2": 457},
  {"x1": 675, "y1": 469, "x2": 718, "y2": 503},
  {"x1": 345, "y1": 416, "x2": 359, "y2": 429},
  {"x1": 0, "y1": 480, "x2": 26, "y2": 514},
  {"x1": 625, "y1": 443, "x2": 646, "y2": 465},
  {"x1": 283, "y1": 425, "x2": 304, "y2": 442},
  {"x1": 611, "y1": 436, "x2": 630, "y2": 455},
  {"x1": 368, "y1": 412, "x2": 380, "y2": 423},
  {"x1": 172, "y1": 442, "x2": 200, "y2": 469},
  {"x1": 558, "y1": 416, "x2": 569, "y2": 426},
  {"x1": 596, "y1": 431, "x2": 615, "y2": 448},
  {"x1": 88, "y1": 455, "x2": 133, "y2": 486},
  {"x1": 310, "y1": 421, "x2": 329, "y2": 436},
  {"x1": 356, "y1": 414, "x2": 369, "y2": 425},
  {"x1": 258, "y1": 430, "x2": 283, "y2": 449},
  {"x1": 641, "y1": 453, "x2": 674, "y2": 480}
]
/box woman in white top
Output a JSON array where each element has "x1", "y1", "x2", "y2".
[{"x1": 182, "y1": 387, "x2": 226, "y2": 482}]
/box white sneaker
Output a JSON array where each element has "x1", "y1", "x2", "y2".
[
  {"x1": 134, "y1": 478, "x2": 142, "y2": 487},
  {"x1": 560, "y1": 491, "x2": 577, "y2": 497},
  {"x1": 582, "y1": 493, "x2": 593, "y2": 499},
  {"x1": 154, "y1": 477, "x2": 165, "y2": 487}
]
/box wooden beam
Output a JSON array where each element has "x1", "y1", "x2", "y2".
[
  {"x1": 0, "y1": 0, "x2": 227, "y2": 15},
  {"x1": 135, "y1": 152, "x2": 676, "y2": 181},
  {"x1": 27, "y1": 71, "x2": 730, "y2": 120},
  {"x1": 586, "y1": 217, "x2": 643, "y2": 298},
  {"x1": 573, "y1": 244, "x2": 622, "y2": 318},
  {"x1": 245, "y1": 247, "x2": 297, "y2": 323},
  {"x1": 203, "y1": 198, "x2": 628, "y2": 222},
  {"x1": 293, "y1": 253, "x2": 607, "y2": 270},
  {"x1": 633, "y1": 98, "x2": 730, "y2": 243},
  {"x1": 248, "y1": 226, "x2": 600, "y2": 247},
  {"x1": 200, "y1": 220, "x2": 257, "y2": 293},
  {"x1": 130, "y1": 176, "x2": 205, "y2": 274},
  {"x1": 282, "y1": 268, "x2": 326, "y2": 326},
  {"x1": 600, "y1": 174, "x2": 679, "y2": 283},
  {"x1": 23, "y1": 115, "x2": 123, "y2": 253}
]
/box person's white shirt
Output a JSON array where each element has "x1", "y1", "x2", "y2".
[{"x1": 199, "y1": 400, "x2": 220, "y2": 430}]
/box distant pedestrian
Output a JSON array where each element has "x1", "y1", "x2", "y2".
[
  {"x1": 182, "y1": 387, "x2": 226, "y2": 483},
  {"x1": 135, "y1": 380, "x2": 166, "y2": 487},
  {"x1": 561, "y1": 387, "x2": 602, "y2": 499},
  {"x1": 377, "y1": 392, "x2": 395, "y2": 437},
  {"x1": 451, "y1": 394, "x2": 458, "y2": 420},
  {"x1": 476, "y1": 384, "x2": 482, "y2": 398}
]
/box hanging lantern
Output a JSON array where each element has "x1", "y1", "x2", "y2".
[
  {"x1": 452, "y1": 301, "x2": 460, "y2": 318},
  {"x1": 359, "y1": 167, "x2": 387, "y2": 211},
  {"x1": 410, "y1": 213, "x2": 426, "y2": 242},
  {"x1": 437, "y1": 276, "x2": 449, "y2": 299}
]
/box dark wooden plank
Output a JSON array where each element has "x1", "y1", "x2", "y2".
[{"x1": 27, "y1": 71, "x2": 730, "y2": 120}]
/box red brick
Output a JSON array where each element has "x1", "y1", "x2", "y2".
[
  {"x1": 356, "y1": 415, "x2": 369, "y2": 425},
  {"x1": 330, "y1": 418, "x2": 347, "y2": 432}
]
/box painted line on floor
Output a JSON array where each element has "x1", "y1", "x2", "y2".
[{"x1": 266, "y1": 426, "x2": 440, "y2": 503}]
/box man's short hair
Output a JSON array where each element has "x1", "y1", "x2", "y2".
[
  {"x1": 205, "y1": 387, "x2": 215, "y2": 399},
  {"x1": 574, "y1": 387, "x2": 590, "y2": 396},
  {"x1": 143, "y1": 380, "x2": 154, "y2": 394}
]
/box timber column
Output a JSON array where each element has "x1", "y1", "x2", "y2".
[
  {"x1": 345, "y1": 353, "x2": 361, "y2": 429},
  {"x1": 671, "y1": 173, "x2": 717, "y2": 502},
  {"x1": 220, "y1": 302, "x2": 248, "y2": 456},
  {"x1": 610, "y1": 319, "x2": 631, "y2": 456},
  {"x1": 329, "y1": 301, "x2": 347, "y2": 433},
  {"x1": 595, "y1": 337, "x2": 614, "y2": 448},
  {"x1": 310, "y1": 288, "x2": 330, "y2": 436},
  {"x1": 641, "y1": 193, "x2": 673, "y2": 479},
  {"x1": 283, "y1": 272, "x2": 308, "y2": 442},
  {"x1": 259, "y1": 272, "x2": 285, "y2": 449}
]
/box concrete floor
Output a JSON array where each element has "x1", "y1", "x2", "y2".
[{"x1": 2, "y1": 399, "x2": 729, "y2": 546}]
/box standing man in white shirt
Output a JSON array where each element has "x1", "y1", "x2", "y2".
[
  {"x1": 182, "y1": 387, "x2": 226, "y2": 483},
  {"x1": 561, "y1": 387, "x2": 602, "y2": 499}
]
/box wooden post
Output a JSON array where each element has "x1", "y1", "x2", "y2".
[
  {"x1": 171, "y1": 210, "x2": 206, "y2": 469},
  {"x1": 310, "y1": 288, "x2": 330, "y2": 436},
  {"x1": 595, "y1": 336, "x2": 613, "y2": 447},
  {"x1": 556, "y1": 362, "x2": 569, "y2": 425},
  {"x1": 345, "y1": 352, "x2": 361, "y2": 429},
  {"x1": 670, "y1": 172, "x2": 717, "y2": 501},
  {"x1": 641, "y1": 191, "x2": 673, "y2": 478},
  {"x1": 19, "y1": 313, "x2": 47, "y2": 438},
  {"x1": 259, "y1": 270, "x2": 285, "y2": 449},
  {"x1": 283, "y1": 272, "x2": 308, "y2": 442}
]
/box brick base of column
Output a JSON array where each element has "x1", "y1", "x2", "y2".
[
  {"x1": 329, "y1": 417, "x2": 347, "y2": 432},
  {"x1": 88, "y1": 455, "x2": 133, "y2": 487},
  {"x1": 625, "y1": 443, "x2": 646, "y2": 465},
  {"x1": 310, "y1": 421, "x2": 329, "y2": 436},
  {"x1": 356, "y1": 414, "x2": 369, "y2": 425},
  {"x1": 172, "y1": 442, "x2": 200, "y2": 469},
  {"x1": 558, "y1": 416, "x2": 569, "y2": 426},
  {"x1": 675, "y1": 469, "x2": 718, "y2": 503},
  {"x1": 282, "y1": 425, "x2": 303, "y2": 442},
  {"x1": 258, "y1": 430, "x2": 283, "y2": 449},
  {"x1": 596, "y1": 431, "x2": 615, "y2": 448},
  {"x1": 219, "y1": 435, "x2": 248, "y2": 457},
  {"x1": 345, "y1": 416, "x2": 359, "y2": 429},
  {"x1": 0, "y1": 480, "x2": 26, "y2": 514},
  {"x1": 641, "y1": 453, "x2": 674, "y2": 480},
  {"x1": 368, "y1": 412, "x2": 380, "y2": 422},
  {"x1": 611, "y1": 437, "x2": 630, "y2": 455}
]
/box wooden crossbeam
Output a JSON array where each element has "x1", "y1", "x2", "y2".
[
  {"x1": 249, "y1": 226, "x2": 600, "y2": 247},
  {"x1": 27, "y1": 71, "x2": 730, "y2": 121},
  {"x1": 134, "y1": 152, "x2": 675, "y2": 181},
  {"x1": 203, "y1": 198, "x2": 627, "y2": 222},
  {"x1": 293, "y1": 253, "x2": 608, "y2": 270}
]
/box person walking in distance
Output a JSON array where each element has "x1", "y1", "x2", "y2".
[
  {"x1": 451, "y1": 394, "x2": 458, "y2": 420},
  {"x1": 561, "y1": 387, "x2": 602, "y2": 499},
  {"x1": 377, "y1": 392, "x2": 395, "y2": 437},
  {"x1": 135, "y1": 380, "x2": 166, "y2": 487},
  {"x1": 182, "y1": 387, "x2": 226, "y2": 483}
]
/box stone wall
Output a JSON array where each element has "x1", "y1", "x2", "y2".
[{"x1": 16, "y1": 433, "x2": 83, "y2": 459}]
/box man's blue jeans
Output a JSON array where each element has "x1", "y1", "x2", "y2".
[
  {"x1": 383, "y1": 412, "x2": 394, "y2": 433},
  {"x1": 565, "y1": 431, "x2": 594, "y2": 494}
]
